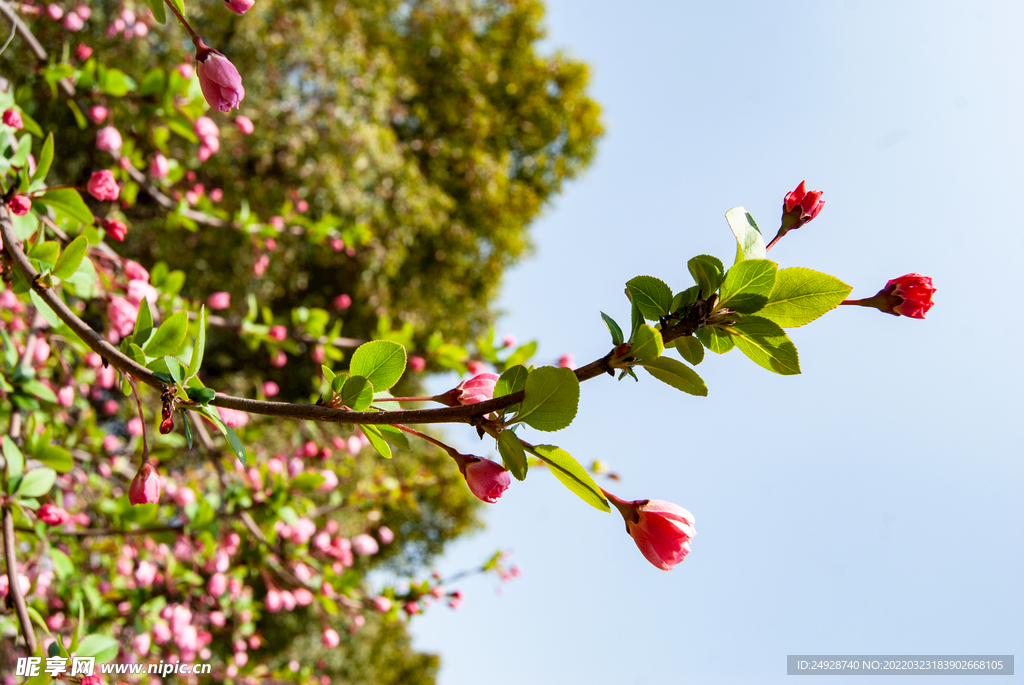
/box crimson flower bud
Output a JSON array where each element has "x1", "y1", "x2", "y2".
[
  {"x1": 160, "y1": 414, "x2": 174, "y2": 434},
  {"x1": 843, "y1": 273, "x2": 936, "y2": 320},
  {"x1": 38, "y1": 504, "x2": 70, "y2": 525},
  {"x1": 8, "y1": 195, "x2": 31, "y2": 216},
  {"x1": 100, "y1": 218, "x2": 128, "y2": 241},
  {"x1": 322, "y1": 628, "x2": 340, "y2": 648},
  {"x1": 196, "y1": 44, "x2": 245, "y2": 113},
  {"x1": 607, "y1": 492, "x2": 695, "y2": 571},
  {"x1": 76, "y1": 44, "x2": 92, "y2": 60},
  {"x1": 780, "y1": 181, "x2": 824, "y2": 232},
  {"x1": 87, "y1": 170, "x2": 120, "y2": 201},
  {"x1": 460, "y1": 456, "x2": 511, "y2": 503},
  {"x1": 2, "y1": 108, "x2": 23, "y2": 130},
  {"x1": 222, "y1": 0, "x2": 255, "y2": 14},
  {"x1": 128, "y1": 462, "x2": 161, "y2": 505}
]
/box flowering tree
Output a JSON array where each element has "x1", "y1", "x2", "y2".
[{"x1": 0, "y1": 0, "x2": 934, "y2": 682}]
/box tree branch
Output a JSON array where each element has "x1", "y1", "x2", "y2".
[{"x1": 0, "y1": 0, "x2": 74, "y2": 97}]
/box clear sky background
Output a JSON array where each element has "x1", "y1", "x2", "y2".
[{"x1": 408, "y1": 1, "x2": 1024, "y2": 683}]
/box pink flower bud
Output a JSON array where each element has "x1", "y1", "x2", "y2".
[
  {"x1": 453, "y1": 373, "x2": 499, "y2": 406},
  {"x1": 149, "y1": 152, "x2": 169, "y2": 178},
  {"x1": 317, "y1": 469, "x2": 338, "y2": 492},
  {"x1": 2, "y1": 108, "x2": 23, "y2": 130},
  {"x1": 264, "y1": 237, "x2": 277, "y2": 251},
  {"x1": 781, "y1": 181, "x2": 825, "y2": 232},
  {"x1": 134, "y1": 560, "x2": 158, "y2": 587},
  {"x1": 296, "y1": 199, "x2": 308, "y2": 213},
  {"x1": 45, "y1": 3, "x2": 62, "y2": 19},
  {"x1": 333, "y1": 293, "x2": 352, "y2": 310},
  {"x1": 557, "y1": 354, "x2": 575, "y2": 370},
  {"x1": 208, "y1": 573, "x2": 227, "y2": 596},
  {"x1": 269, "y1": 215, "x2": 285, "y2": 230},
  {"x1": 373, "y1": 596, "x2": 392, "y2": 613},
  {"x1": 89, "y1": 106, "x2": 108, "y2": 123},
  {"x1": 107, "y1": 295, "x2": 138, "y2": 336},
  {"x1": 264, "y1": 588, "x2": 283, "y2": 612},
  {"x1": 607, "y1": 493, "x2": 695, "y2": 571},
  {"x1": 196, "y1": 46, "x2": 245, "y2": 113},
  {"x1": 263, "y1": 380, "x2": 279, "y2": 397},
  {"x1": 8, "y1": 195, "x2": 30, "y2": 216},
  {"x1": 466, "y1": 360, "x2": 485, "y2": 375},
  {"x1": 223, "y1": 0, "x2": 254, "y2": 13},
  {"x1": 502, "y1": 335, "x2": 516, "y2": 347},
  {"x1": 845, "y1": 273, "x2": 936, "y2": 320},
  {"x1": 322, "y1": 628, "x2": 340, "y2": 648},
  {"x1": 177, "y1": 62, "x2": 194, "y2": 79},
  {"x1": 100, "y1": 218, "x2": 128, "y2": 241},
  {"x1": 377, "y1": 526, "x2": 394, "y2": 544},
  {"x1": 268, "y1": 325, "x2": 287, "y2": 341},
  {"x1": 235, "y1": 115, "x2": 254, "y2": 134},
  {"x1": 95, "y1": 126, "x2": 122, "y2": 152},
  {"x1": 39, "y1": 504, "x2": 70, "y2": 525},
  {"x1": 134, "y1": 22, "x2": 148, "y2": 37},
  {"x1": 409, "y1": 356, "x2": 426, "y2": 373},
  {"x1": 75, "y1": 5, "x2": 90, "y2": 19},
  {"x1": 129, "y1": 462, "x2": 161, "y2": 505},
  {"x1": 293, "y1": 588, "x2": 313, "y2": 605},
  {"x1": 349, "y1": 614, "x2": 365, "y2": 633},
  {"x1": 175, "y1": 486, "x2": 196, "y2": 506},
  {"x1": 62, "y1": 11, "x2": 83, "y2": 30},
  {"x1": 311, "y1": 345, "x2": 326, "y2": 363},
  {"x1": 76, "y1": 44, "x2": 92, "y2": 60},
  {"x1": 56, "y1": 385, "x2": 75, "y2": 407},
  {"x1": 461, "y1": 457, "x2": 510, "y2": 503},
  {"x1": 194, "y1": 116, "x2": 220, "y2": 139},
  {"x1": 351, "y1": 534, "x2": 379, "y2": 556},
  {"x1": 87, "y1": 170, "x2": 120, "y2": 201},
  {"x1": 405, "y1": 601, "x2": 420, "y2": 615},
  {"x1": 207, "y1": 291, "x2": 231, "y2": 310},
  {"x1": 126, "y1": 417, "x2": 143, "y2": 436},
  {"x1": 209, "y1": 611, "x2": 226, "y2": 627}
]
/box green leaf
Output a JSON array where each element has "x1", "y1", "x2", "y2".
[
  {"x1": 718, "y1": 259, "x2": 778, "y2": 313},
  {"x1": 21, "y1": 378, "x2": 57, "y2": 403},
  {"x1": 27, "y1": 607, "x2": 50, "y2": 636},
  {"x1": 35, "y1": 445, "x2": 72, "y2": 472},
  {"x1": 629, "y1": 323, "x2": 663, "y2": 361},
  {"x1": 182, "y1": 411, "x2": 193, "y2": 449},
  {"x1": 626, "y1": 275, "x2": 673, "y2": 320},
  {"x1": 16, "y1": 467, "x2": 56, "y2": 498},
  {"x1": 101, "y1": 69, "x2": 136, "y2": 97},
  {"x1": 497, "y1": 430, "x2": 528, "y2": 481},
  {"x1": 186, "y1": 387, "x2": 215, "y2": 404},
  {"x1": 640, "y1": 357, "x2": 708, "y2": 396},
  {"x1": 187, "y1": 305, "x2": 206, "y2": 377},
  {"x1": 725, "y1": 206, "x2": 767, "y2": 262},
  {"x1": 376, "y1": 424, "x2": 410, "y2": 450},
  {"x1": 341, "y1": 375, "x2": 374, "y2": 411},
  {"x1": 28, "y1": 241, "x2": 60, "y2": 267},
  {"x1": 139, "y1": 68, "x2": 167, "y2": 97},
  {"x1": 361, "y1": 425, "x2": 392, "y2": 459},
  {"x1": 725, "y1": 315, "x2": 801, "y2": 375},
  {"x1": 530, "y1": 445, "x2": 609, "y2": 512},
  {"x1": 494, "y1": 364, "x2": 528, "y2": 398},
  {"x1": 143, "y1": 310, "x2": 188, "y2": 357},
  {"x1": 148, "y1": 0, "x2": 167, "y2": 23},
  {"x1": 224, "y1": 426, "x2": 247, "y2": 466},
  {"x1": 28, "y1": 290, "x2": 59, "y2": 329},
  {"x1": 758, "y1": 267, "x2": 853, "y2": 328},
  {"x1": 503, "y1": 340, "x2": 537, "y2": 369},
  {"x1": 321, "y1": 365, "x2": 336, "y2": 383},
  {"x1": 675, "y1": 336, "x2": 705, "y2": 365},
  {"x1": 349, "y1": 340, "x2": 406, "y2": 392},
  {"x1": 36, "y1": 188, "x2": 93, "y2": 224},
  {"x1": 50, "y1": 549, "x2": 74, "y2": 580},
  {"x1": 514, "y1": 367, "x2": 580, "y2": 432},
  {"x1": 629, "y1": 297, "x2": 643, "y2": 340},
  {"x1": 133, "y1": 296, "x2": 153, "y2": 342},
  {"x1": 291, "y1": 472, "x2": 326, "y2": 491},
  {"x1": 164, "y1": 356, "x2": 184, "y2": 385},
  {"x1": 4, "y1": 435, "x2": 25, "y2": 491},
  {"x1": 600, "y1": 311, "x2": 624, "y2": 346},
  {"x1": 2, "y1": 331, "x2": 18, "y2": 368},
  {"x1": 696, "y1": 325, "x2": 735, "y2": 354},
  {"x1": 52, "y1": 235, "x2": 88, "y2": 279},
  {"x1": 31, "y1": 133, "x2": 54, "y2": 184},
  {"x1": 76, "y1": 634, "x2": 119, "y2": 662},
  {"x1": 688, "y1": 254, "x2": 725, "y2": 299}
]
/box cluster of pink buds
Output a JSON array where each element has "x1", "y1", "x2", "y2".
[
  {"x1": 105, "y1": 6, "x2": 151, "y2": 40},
  {"x1": 194, "y1": 116, "x2": 221, "y2": 161}
]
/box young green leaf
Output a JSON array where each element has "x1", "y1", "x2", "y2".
[
  {"x1": 341, "y1": 375, "x2": 374, "y2": 411},
  {"x1": 675, "y1": 336, "x2": 705, "y2": 365},
  {"x1": 725, "y1": 206, "x2": 767, "y2": 262},
  {"x1": 35, "y1": 445, "x2": 73, "y2": 472},
  {"x1": 494, "y1": 365, "x2": 529, "y2": 398},
  {"x1": 16, "y1": 467, "x2": 57, "y2": 498},
  {"x1": 498, "y1": 431, "x2": 528, "y2": 481},
  {"x1": 148, "y1": 0, "x2": 167, "y2": 24},
  {"x1": 513, "y1": 367, "x2": 580, "y2": 432},
  {"x1": 182, "y1": 411, "x2": 193, "y2": 449},
  {"x1": 31, "y1": 133, "x2": 54, "y2": 184},
  {"x1": 758, "y1": 267, "x2": 853, "y2": 327},
  {"x1": 187, "y1": 305, "x2": 207, "y2": 377},
  {"x1": 530, "y1": 445, "x2": 609, "y2": 512},
  {"x1": 143, "y1": 310, "x2": 189, "y2": 357},
  {"x1": 223, "y1": 426, "x2": 247, "y2": 466},
  {"x1": 725, "y1": 315, "x2": 801, "y2": 375},
  {"x1": 718, "y1": 259, "x2": 778, "y2": 313},
  {"x1": 36, "y1": 188, "x2": 93, "y2": 224},
  {"x1": 361, "y1": 425, "x2": 392, "y2": 459},
  {"x1": 600, "y1": 311, "x2": 624, "y2": 346},
  {"x1": 687, "y1": 254, "x2": 725, "y2": 299},
  {"x1": 349, "y1": 340, "x2": 406, "y2": 391},
  {"x1": 4, "y1": 435, "x2": 25, "y2": 491},
  {"x1": 28, "y1": 291, "x2": 59, "y2": 329},
  {"x1": 640, "y1": 357, "x2": 708, "y2": 396},
  {"x1": 626, "y1": 276, "x2": 673, "y2": 320},
  {"x1": 75, "y1": 634, "x2": 119, "y2": 663},
  {"x1": 164, "y1": 356, "x2": 184, "y2": 385},
  {"x1": 696, "y1": 325, "x2": 735, "y2": 354},
  {"x1": 133, "y1": 296, "x2": 153, "y2": 344},
  {"x1": 376, "y1": 424, "x2": 410, "y2": 450},
  {"x1": 28, "y1": 241, "x2": 60, "y2": 267},
  {"x1": 629, "y1": 323, "x2": 663, "y2": 361},
  {"x1": 52, "y1": 235, "x2": 88, "y2": 279}
]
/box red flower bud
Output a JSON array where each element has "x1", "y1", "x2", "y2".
[
  {"x1": 7, "y1": 195, "x2": 31, "y2": 216},
  {"x1": 100, "y1": 218, "x2": 128, "y2": 241},
  {"x1": 128, "y1": 462, "x2": 161, "y2": 505},
  {"x1": 781, "y1": 181, "x2": 824, "y2": 232},
  {"x1": 87, "y1": 170, "x2": 120, "y2": 201},
  {"x1": 38, "y1": 504, "x2": 70, "y2": 525},
  {"x1": 2, "y1": 108, "x2": 23, "y2": 130},
  {"x1": 160, "y1": 414, "x2": 174, "y2": 434},
  {"x1": 460, "y1": 456, "x2": 511, "y2": 503},
  {"x1": 843, "y1": 273, "x2": 936, "y2": 320},
  {"x1": 607, "y1": 492, "x2": 695, "y2": 571}
]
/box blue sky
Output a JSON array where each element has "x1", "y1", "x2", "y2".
[{"x1": 409, "y1": 2, "x2": 1024, "y2": 683}]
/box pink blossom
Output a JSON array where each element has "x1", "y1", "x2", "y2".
[
  {"x1": 263, "y1": 380, "x2": 279, "y2": 397},
  {"x1": 217, "y1": 406, "x2": 249, "y2": 428},
  {"x1": 107, "y1": 296, "x2": 138, "y2": 337},
  {"x1": 461, "y1": 457, "x2": 511, "y2": 503},
  {"x1": 7, "y1": 195, "x2": 30, "y2": 216},
  {"x1": 607, "y1": 493, "x2": 695, "y2": 571},
  {"x1": 293, "y1": 588, "x2": 313, "y2": 605},
  {"x1": 330, "y1": 237, "x2": 345, "y2": 252},
  {"x1": 280, "y1": 590, "x2": 296, "y2": 611},
  {"x1": 89, "y1": 105, "x2": 108, "y2": 123},
  {"x1": 132, "y1": 632, "x2": 151, "y2": 656},
  {"x1": 194, "y1": 116, "x2": 220, "y2": 139},
  {"x1": 196, "y1": 46, "x2": 245, "y2": 112},
  {"x1": 38, "y1": 504, "x2": 69, "y2": 525},
  {"x1": 127, "y1": 417, "x2": 144, "y2": 436},
  {"x1": 296, "y1": 199, "x2": 308, "y2": 213},
  {"x1": 177, "y1": 63, "x2": 194, "y2": 79},
  {"x1": 175, "y1": 487, "x2": 196, "y2": 506},
  {"x1": 373, "y1": 596, "x2": 392, "y2": 613},
  {"x1": 102, "y1": 434, "x2": 122, "y2": 454},
  {"x1": 317, "y1": 469, "x2": 338, "y2": 492},
  {"x1": 453, "y1": 373, "x2": 499, "y2": 405},
  {"x1": 409, "y1": 356, "x2": 426, "y2": 373},
  {"x1": 100, "y1": 218, "x2": 128, "y2": 241},
  {"x1": 268, "y1": 325, "x2": 287, "y2": 341},
  {"x1": 207, "y1": 291, "x2": 231, "y2": 310},
  {"x1": 124, "y1": 260, "x2": 149, "y2": 282},
  {"x1": 208, "y1": 573, "x2": 227, "y2": 597},
  {"x1": 56, "y1": 385, "x2": 75, "y2": 407},
  {"x1": 87, "y1": 170, "x2": 119, "y2": 201},
  {"x1": 209, "y1": 188, "x2": 223, "y2": 202},
  {"x1": 32, "y1": 339, "x2": 50, "y2": 364},
  {"x1": 377, "y1": 526, "x2": 394, "y2": 544},
  {"x1": 264, "y1": 237, "x2": 277, "y2": 251},
  {"x1": 149, "y1": 153, "x2": 169, "y2": 178},
  {"x1": 152, "y1": 621, "x2": 171, "y2": 644},
  {"x1": 264, "y1": 588, "x2": 283, "y2": 612},
  {"x1": 223, "y1": 0, "x2": 254, "y2": 13},
  {"x1": 62, "y1": 11, "x2": 83, "y2": 30},
  {"x1": 466, "y1": 360, "x2": 485, "y2": 376},
  {"x1": 290, "y1": 518, "x2": 316, "y2": 545},
  {"x1": 126, "y1": 280, "x2": 157, "y2": 307},
  {"x1": 76, "y1": 44, "x2": 92, "y2": 60},
  {"x1": 351, "y1": 534, "x2": 379, "y2": 557},
  {"x1": 235, "y1": 115, "x2": 254, "y2": 134},
  {"x1": 134, "y1": 22, "x2": 148, "y2": 37},
  {"x1": 102, "y1": 398, "x2": 119, "y2": 415},
  {"x1": 0, "y1": 289, "x2": 23, "y2": 313},
  {"x1": 781, "y1": 180, "x2": 825, "y2": 232},
  {"x1": 311, "y1": 345, "x2": 326, "y2": 363},
  {"x1": 405, "y1": 601, "x2": 420, "y2": 615},
  {"x1": 134, "y1": 560, "x2": 158, "y2": 586},
  {"x1": 269, "y1": 215, "x2": 285, "y2": 230},
  {"x1": 75, "y1": 5, "x2": 89, "y2": 19},
  {"x1": 322, "y1": 628, "x2": 340, "y2": 648},
  {"x1": 502, "y1": 335, "x2": 517, "y2": 347},
  {"x1": 312, "y1": 532, "x2": 331, "y2": 552},
  {"x1": 209, "y1": 611, "x2": 226, "y2": 627},
  {"x1": 129, "y1": 462, "x2": 160, "y2": 505},
  {"x1": 2, "y1": 108, "x2": 23, "y2": 130},
  {"x1": 95, "y1": 126, "x2": 123, "y2": 152},
  {"x1": 253, "y1": 253, "x2": 269, "y2": 276},
  {"x1": 349, "y1": 614, "x2": 365, "y2": 633},
  {"x1": 558, "y1": 353, "x2": 575, "y2": 369},
  {"x1": 45, "y1": 3, "x2": 62, "y2": 19},
  {"x1": 333, "y1": 294, "x2": 352, "y2": 310}
]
